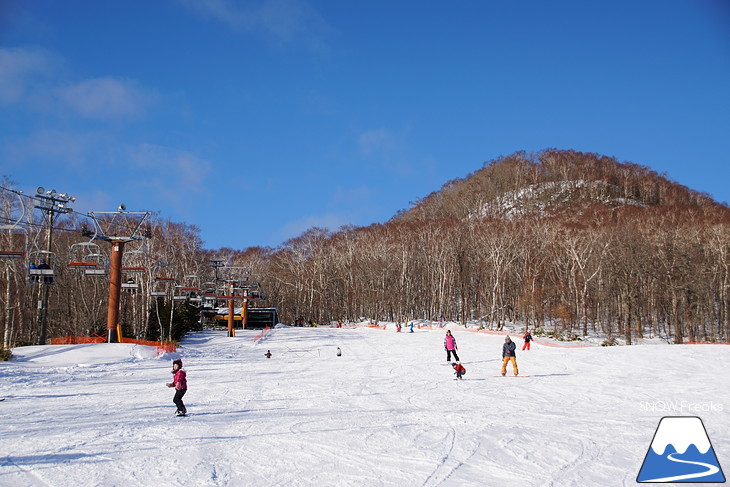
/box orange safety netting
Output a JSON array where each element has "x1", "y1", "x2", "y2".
[
  {"x1": 253, "y1": 327, "x2": 272, "y2": 343},
  {"x1": 51, "y1": 336, "x2": 106, "y2": 345},
  {"x1": 119, "y1": 337, "x2": 177, "y2": 354},
  {"x1": 51, "y1": 335, "x2": 176, "y2": 354}
]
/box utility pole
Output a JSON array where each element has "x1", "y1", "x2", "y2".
[{"x1": 34, "y1": 188, "x2": 75, "y2": 345}]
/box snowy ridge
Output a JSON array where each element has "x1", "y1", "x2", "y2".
[{"x1": 469, "y1": 179, "x2": 645, "y2": 220}]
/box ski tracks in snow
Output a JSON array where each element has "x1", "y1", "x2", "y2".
[
  {"x1": 0, "y1": 455, "x2": 53, "y2": 487},
  {"x1": 3, "y1": 327, "x2": 729, "y2": 486}
]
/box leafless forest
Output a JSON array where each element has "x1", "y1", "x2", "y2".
[{"x1": 2, "y1": 150, "x2": 729, "y2": 347}]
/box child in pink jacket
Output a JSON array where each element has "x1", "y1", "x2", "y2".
[
  {"x1": 166, "y1": 358, "x2": 187, "y2": 416},
  {"x1": 444, "y1": 330, "x2": 460, "y2": 362}
]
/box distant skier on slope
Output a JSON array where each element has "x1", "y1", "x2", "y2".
[
  {"x1": 452, "y1": 362, "x2": 466, "y2": 380},
  {"x1": 522, "y1": 330, "x2": 533, "y2": 351},
  {"x1": 444, "y1": 330, "x2": 460, "y2": 363},
  {"x1": 501, "y1": 336, "x2": 519, "y2": 376},
  {"x1": 166, "y1": 358, "x2": 187, "y2": 416}
]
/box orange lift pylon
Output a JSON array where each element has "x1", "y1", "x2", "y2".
[{"x1": 86, "y1": 206, "x2": 151, "y2": 343}]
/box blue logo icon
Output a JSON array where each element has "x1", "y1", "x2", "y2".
[{"x1": 637, "y1": 416, "x2": 725, "y2": 483}]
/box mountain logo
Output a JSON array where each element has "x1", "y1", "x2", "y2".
[{"x1": 637, "y1": 416, "x2": 726, "y2": 483}]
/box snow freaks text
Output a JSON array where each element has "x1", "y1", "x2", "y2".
[{"x1": 639, "y1": 401, "x2": 724, "y2": 413}]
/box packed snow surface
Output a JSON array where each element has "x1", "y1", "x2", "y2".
[{"x1": 1, "y1": 326, "x2": 727, "y2": 486}]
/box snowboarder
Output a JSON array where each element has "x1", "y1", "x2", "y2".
[
  {"x1": 336, "y1": 347, "x2": 342, "y2": 357},
  {"x1": 444, "y1": 330, "x2": 460, "y2": 363},
  {"x1": 522, "y1": 330, "x2": 533, "y2": 351},
  {"x1": 265, "y1": 350, "x2": 272, "y2": 358},
  {"x1": 166, "y1": 358, "x2": 187, "y2": 416},
  {"x1": 452, "y1": 362, "x2": 466, "y2": 380},
  {"x1": 501, "y1": 336, "x2": 519, "y2": 376}
]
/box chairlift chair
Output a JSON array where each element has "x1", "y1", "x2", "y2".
[
  {"x1": 122, "y1": 277, "x2": 139, "y2": 291},
  {"x1": 151, "y1": 275, "x2": 175, "y2": 297},
  {"x1": 67, "y1": 242, "x2": 108, "y2": 276},
  {"x1": 200, "y1": 281, "x2": 218, "y2": 304},
  {"x1": 174, "y1": 274, "x2": 202, "y2": 302},
  {"x1": 121, "y1": 249, "x2": 148, "y2": 273},
  {"x1": 83, "y1": 253, "x2": 108, "y2": 276},
  {"x1": 0, "y1": 190, "x2": 29, "y2": 260},
  {"x1": 250, "y1": 290, "x2": 268, "y2": 301},
  {"x1": 68, "y1": 241, "x2": 102, "y2": 268},
  {"x1": 28, "y1": 250, "x2": 55, "y2": 284},
  {"x1": 172, "y1": 286, "x2": 188, "y2": 301},
  {"x1": 0, "y1": 224, "x2": 28, "y2": 260}
]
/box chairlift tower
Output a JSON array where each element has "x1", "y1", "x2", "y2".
[
  {"x1": 33, "y1": 187, "x2": 75, "y2": 345},
  {"x1": 218, "y1": 265, "x2": 257, "y2": 337},
  {"x1": 87, "y1": 204, "x2": 151, "y2": 343}
]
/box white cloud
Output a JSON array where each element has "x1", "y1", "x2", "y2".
[
  {"x1": 358, "y1": 128, "x2": 397, "y2": 157},
  {"x1": 127, "y1": 144, "x2": 212, "y2": 200},
  {"x1": 0, "y1": 47, "x2": 153, "y2": 120},
  {"x1": 4, "y1": 129, "x2": 107, "y2": 169},
  {"x1": 177, "y1": 0, "x2": 329, "y2": 45},
  {"x1": 57, "y1": 77, "x2": 150, "y2": 120},
  {"x1": 0, "y1": 46, "x2": 58, "y2": 104}
]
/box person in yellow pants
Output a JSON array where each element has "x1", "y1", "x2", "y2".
[{"x1": 501, "y1": 336, "x2": 519, "y2": 376}]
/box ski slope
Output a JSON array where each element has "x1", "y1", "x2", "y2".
[{"x1": 0, "y1": 326, "x2": 727, "y2": 486}]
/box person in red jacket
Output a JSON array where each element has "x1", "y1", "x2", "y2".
[
  {"x1": 522, "y1": 330, "x2": 533, "y2": 351},
  {"x1": 166, "y1": 358, "x2": 187, "y2": 416},
  {"x1": 452, "y1": 362, "x2": 466, "y2": 380}
]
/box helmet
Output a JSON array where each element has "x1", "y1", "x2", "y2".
[
  {"x1": 172, "y1": 359, "x2": 183, "y2": 368},
  {"x1": 451, "y1": 362, "x2": 457, "y2": 366}
]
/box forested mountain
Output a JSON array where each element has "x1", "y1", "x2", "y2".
[
  {"x1": 267, "y1": 149, "x2": 730, "y2": 344},
  {"x1": 397, "y1": 149, "x2": 718, "y2": 222},
  {"x1": 2, "y1": 149, "x2": 729, "y2": 346}
]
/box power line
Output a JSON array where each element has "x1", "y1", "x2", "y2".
[
  {"x1": 0, "y1": 185, "x2": 91, "y2": 221},
  {"x1": 0, "y1": 215, "x2": 84, "y2": 234}
]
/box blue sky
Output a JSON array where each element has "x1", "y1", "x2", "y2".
[{"x1": 1, "y1": 0, "x2": 729, "y2": 250}]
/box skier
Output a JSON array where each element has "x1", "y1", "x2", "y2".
[
  {"x1": 166, "y1": 358, "x2": 187, "y2": 416},
  {"x1": 522, "y1": 330, "x2": 533, "y2": 351},
  {"x1": 444, "y1": 330, "x2": 460, "y2": 363},
  {"x1": 452, "y1": 362, "x2": 466, "y2": 380},
  {"x1": 409, "y1": 321, "x2": 414, "y2": 333},
  {"x1": 265, "y1": 350, "x2": 272, "y2": 358},
  {"x1": 336, "y1": 347, "x2": 342, "y2": 357},
  {"x1": 501, "y1": 336, "x2": 519, "y2": 376}
]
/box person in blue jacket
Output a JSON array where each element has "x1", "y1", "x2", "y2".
[{"x1": 501, "y1": 336, "x2": 519, "y2": 376}]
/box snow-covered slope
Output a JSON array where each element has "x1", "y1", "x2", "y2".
[
  {"x1": 469, "y1": 180, "x2": 645, "y2": 220},
  {"x1": 0, "y1": 327, "x2": 727, "y2": 486}
]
